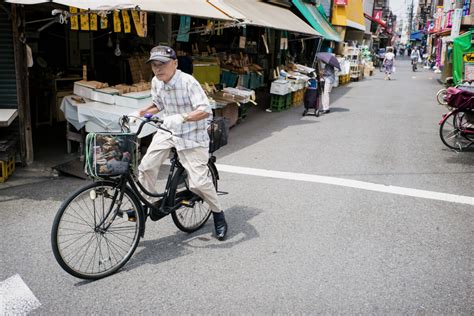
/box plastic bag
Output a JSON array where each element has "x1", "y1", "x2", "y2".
[
  {"x1": 208, "y1": 117, "x2": 230, "y2": 153},
  {"x1": 392, "y1": 66, "x2": 396, "y2": 73},
  {"x1": 418, "y1": 57, "x2": 422, "y2": 63}
]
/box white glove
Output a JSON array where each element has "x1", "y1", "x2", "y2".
[
  {"x1": 127, "y1": 111, "x2": 140, "y2": 123},
  {"x1": 162, "y1": 114, "x2": 184, "y2": 130}
]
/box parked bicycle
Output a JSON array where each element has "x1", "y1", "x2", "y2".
[
  {"x1": 439, "y1": 87, "x2": 474, "y2": 151},
  {"x1": 51, "y1": 114, "x2": 226, "y2": 279},
  {"x1": 436, "y1": 78, "x2": 473, "y2": 107}
]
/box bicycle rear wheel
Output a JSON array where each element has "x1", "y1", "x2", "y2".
[
  {"x1": 439, "y1": 109, "x2": 474, "y2": 151},
  {"x1": 51, "y1": 181, "x2": 143, "y2": 280},
  {"x1": 170, "y1": 164, "x2": 217, "y2": 233}
]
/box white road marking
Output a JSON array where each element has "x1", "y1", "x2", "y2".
[
  {"x1": 0, "y1": 274, "x2": 41, "y2": 315},
  {"x1": 217, "y1": 164, "x2": 474, "y2": 206}
]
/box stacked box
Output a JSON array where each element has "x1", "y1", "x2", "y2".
[
  {"x1": 0, "y1": 155, "x2": 14, "y2": 183},
  {"x1": 270, "y1": 94, "x2": 290, "y2": 112},
  {"x1": 292, "y1": 89, "x2": 304, "y2": 106}
]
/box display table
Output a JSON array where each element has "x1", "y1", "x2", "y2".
[
  {"x1": 0, "y1": 109, "x2": 18, "y2": 127},
  {"x1": 60, "y1": 94, "x2": 241, "y2": 153},
  {"x1": 60, "y1": 96, "x2": 158, "y2": 153}
]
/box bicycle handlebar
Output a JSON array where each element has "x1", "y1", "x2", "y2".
[{"x1": 120, "y1": 114, "x2": 169, "y2": 136}]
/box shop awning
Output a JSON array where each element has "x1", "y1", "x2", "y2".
[
  {"x1": 291, "y1": 0, "x2": 341, "y2": 42},
  {"x1": 6, "y1": 0, "x2": 238, "y2": 21},
  {"x1": 5, "y1": 0, "x2": 49, "y2": 3},
  {"x1": 331, "y1": 0, "x2": 365, "y2": 32},
  {"x1": 410, "y1": 31, "x2": 424, "y2": 41},
  {"x1": 210, "y1": 0, "x2": 320, "y2": 36},
  {"x1": 56, "y1": 0, "x2": 237, "y2": 20}
]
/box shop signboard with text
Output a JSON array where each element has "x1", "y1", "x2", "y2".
[
  {"x1": 335, "y1": 0, "x2": 348, "y2": 6},
  {"x1": 451, "y1": 8, "x2": 463, "y2": 38}
]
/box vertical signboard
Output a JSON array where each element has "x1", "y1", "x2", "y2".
[{"x1": 451, "y1": 8, "x2": 463, "y2": 38}]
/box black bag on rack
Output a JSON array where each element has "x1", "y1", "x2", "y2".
[{"x1": 208, "y1": 117, "x2": 230, "y2": 153}]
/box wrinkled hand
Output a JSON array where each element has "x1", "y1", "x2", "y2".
[{"x1": 162, "y1": 114, "x2": 184, "y2": 130}]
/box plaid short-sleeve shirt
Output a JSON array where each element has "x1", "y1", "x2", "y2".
[{"x1": 152, "y1": 70, "x2": 212, "y2": 151}]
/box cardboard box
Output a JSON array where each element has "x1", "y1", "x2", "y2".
[
  {"x1": 91, "y1": 88, "x2": 120, "y2": 104},
  {"x1": 114, "y1": 91, "x2": 152, "y2": 109},
  {"x1": 73, "y1": 82, "x2": 94, "y2": 99},
  {"x1": 270, "y1": 80, "x2": 290, "y2": 95}
]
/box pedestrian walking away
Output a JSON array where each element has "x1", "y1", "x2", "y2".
[
  {"x1": 321, "y1": 63, "x2": 335, "y2": 114},
  {"x1": 383, "y1": 47, "x2": 395, "y2": 80},
  {"x1": 137, "y1": 45, "x2": 228, "y2": 240}
]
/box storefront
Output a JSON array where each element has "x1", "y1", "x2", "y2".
[
  {"x1": 331, "y1": 0, "x2": 366, "y2": 49},
  {"x1": 3, "y1": 0, "x2": 320, "y2": 169}
]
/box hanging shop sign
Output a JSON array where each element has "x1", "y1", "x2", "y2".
[
  {"x1": 434, "y1": 7, "x2": 443, "y2": 32},
  {"x1": 100, "y1": 15, "x2": 108, "y2": 29},
  {"x1": 113, "y1": 11, "x2": 121, "y2": 32},
  {"x1": 131, "y1": 10, "x2": 144, "y2": 37},
  {"x1": 451, "y1": 8, "x2": 463, "y2": 38},
  {"x1": 70, "y1": 7, "x2": 79, "y2": 30},
  {"x1": 90, "y1": 13, "x2": 98, "y2": 31},
  {"x1": 463, "y1": 0, "x2": 470, "y2": 16},
  {"x1": 373, "y1": 10, "x2": 385, "y2": 26},
  {"x1": 464, "y1": 62, "x2": 474, "y2": 81},
  {"x1": 66, "y1": 7, "x2": 146, "y2": 37},
  {"x1": 445, "y1": 10, "x2": 453, "y2": 28},
  {"x1": 121, "y1": 10, "x2": 131, "y2": 33},
  {"x1": 334, "y1": 0, "x2": 348, "y2": 6}
]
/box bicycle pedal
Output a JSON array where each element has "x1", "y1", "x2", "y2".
[{"x1": 180, "y1": 200, "x2": 195, "y2": 207}]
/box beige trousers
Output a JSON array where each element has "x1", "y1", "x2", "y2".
[
  {"x1": 138, "y1": 135, "x2": 222, "y2": 212},
  {"x1": 322, "y1": 79, "x2": 332, "y2": 111}
]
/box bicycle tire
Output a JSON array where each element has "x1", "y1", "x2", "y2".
[
  {"x1": 51, "y1": 181, "x2": 143, "y2": 280},
  {"x1": 439, "y1": 109, "x2": 474, "y2": 151},
  {"x1": 170, "y1": 163, "x2": 217, "y2": 233},
  {"x1": 436, "y1": 88, "x2": 448, "y2": 105}
]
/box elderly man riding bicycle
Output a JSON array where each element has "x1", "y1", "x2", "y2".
[{"x1": 137, "y1": 45, "x2": 228, "y2": 241}]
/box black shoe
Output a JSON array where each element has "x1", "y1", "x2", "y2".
[
  {"x1": 321, "y1": 110, "x2": 330, "y2": 114},
  {"x1": 212, "y1": 211, "x2": 228, "y2": 241}
]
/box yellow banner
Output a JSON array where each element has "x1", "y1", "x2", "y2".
[
  {"x1": 80, "y1": 9, "x2": 89, "y2": 31},
  {"x1": 122, "y1": 10, "x2": 131, "y2": 33},
  {"x1": 90, "y1": 13, "x2": 98, "y2": 31},
  {"x1": 113, "y1": 11, "x2": 121, "y2": 33},
  {"x1": 140, "y1": 11, "x2": 147, "y2": 37},
  {"x1": 131, "y1": 10, "x2": 144, "y2": 37},
  {"x1": 70, "y1": 7, "x2": 79, "y2": 30},
  {"x1": 100, "y1": 15, "x2": 108, "y2": 29}
]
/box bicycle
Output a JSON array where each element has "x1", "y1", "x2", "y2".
[
  {"x1": 436, "y1": 79, "x2": 472, "y2": 107},
  {"x1": 439, "y1": 88, "x2": 474, "y2": 151},
  {"x1": 51, "y1": 114, "x2": 222, "y2": 280}
]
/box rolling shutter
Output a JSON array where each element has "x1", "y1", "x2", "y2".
[{"x1": 0, "y1": 7, "x2": 18, "y2": 109}]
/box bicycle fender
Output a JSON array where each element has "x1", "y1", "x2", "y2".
[{"x1": 208, "y1": 160, "x2": 219, "y2": 181}]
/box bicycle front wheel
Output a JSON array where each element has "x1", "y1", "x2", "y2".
[
  {"x1": 51, "y1": 181, "x2": 143, "y2": 280},
  {"x1": 171, "y1": 164, "x2": 217, "y2": 233},
  {"x1": 436, "y1": 88, "x2": 448, "y2": 105},
  {"x1": 439, "y1": 109, "x2": 474, "y2": 151}
]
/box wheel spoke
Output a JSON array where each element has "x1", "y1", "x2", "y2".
[{"x1": 52, "y1": 183, "x2": 141, "y2": 279}]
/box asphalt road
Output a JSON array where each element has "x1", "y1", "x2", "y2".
[{"x1": 1, "y1": 59, "x2": 473, "y2": 314}]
